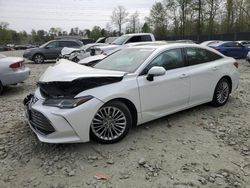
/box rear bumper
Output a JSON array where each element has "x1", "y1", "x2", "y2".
[{"x1": 1, "y1": 67, "x2": 30, "y2": 86}]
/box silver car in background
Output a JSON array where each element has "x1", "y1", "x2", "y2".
[{"x1": 0, "y1": 54, "x2": 30, "y2": 95}]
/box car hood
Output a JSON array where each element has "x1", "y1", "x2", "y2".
[
  {"x1": 38, "y1": 59, "x2": 126, "y2": 98},
  {"x1": 24, "y1": 47, "x2": 38, "y2": 53},
  {"x1": 61, "y1": 47, "x2": 80, "y2": 55},
  {"x1": 39, "y1": 59, "x2": 126, "y2": 82}
]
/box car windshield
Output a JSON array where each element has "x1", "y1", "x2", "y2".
[
  {"x1": 111, "y1": 36, "x2": 129, "y2": 45},
  {"x1": 94, "y1": 48, "x2": 155, "y2": 72}
]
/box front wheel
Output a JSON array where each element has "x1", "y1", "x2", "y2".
[
  {"x1": 90, "y1": 101, "x2": 132, "y2": 144},
  {"x1": 33, "y1": 54, "x2": 44, "y2": 64},
  {"x1": 212, "y1": 78, "x2": 230, "y2": 107}
]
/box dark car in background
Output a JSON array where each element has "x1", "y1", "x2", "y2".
[
  {"x1": 23, "y1": 39, "x2": 82, "y2": 63},
  {"x1": 209, "y1": 41, "x2": 250, "y2": 59},
  {"x1": 0, "y1": 44, "x2": 11, "y2": 51},
  {"x1": 79, "y1": 38, "x2": 95, "y2": 45}
]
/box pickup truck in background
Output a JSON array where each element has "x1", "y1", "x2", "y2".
[{"x1": 94, "y1": 33, "x2": 155, "y2": 55}]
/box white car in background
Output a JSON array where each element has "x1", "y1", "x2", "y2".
[
  {"x1": 0, "y1": 54, "x2": 30, "y2": 95},
  {"x1": 78, "y1": 41, "x2": 169, "y2": 66},
  {"x1": 24, "y1": 43, "x2": 239, "y2": 144},
  {"x1": 94, "y1": 33, "x2": 155, "y2": 55},
  {"x1": 60, "y1": 43, "x2": 109, "y2": 62},
  {"x1": 78, "y1": 54, "x2": 107, "y2": 66}
]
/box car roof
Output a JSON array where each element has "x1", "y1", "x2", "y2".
[
  {"x1": 57, "y1": 39, "x2": 81, "y2": 42},
  {"x1": 48, "y1": 39, "x2": 81, "y2": 43},
  {"x1": 122, "y1": 33, "x2": 153, "y2": 37}
]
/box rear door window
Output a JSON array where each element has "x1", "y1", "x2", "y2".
[{"x1": 185, "y1": 47, "x2": 222, "y2": 66}]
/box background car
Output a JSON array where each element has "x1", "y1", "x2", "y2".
[
  {"x1": 24, "y1": 43, "x2": 239, "y2": 144},
  {"x1": 200, "y1": 40, "x2": 222, "y2": 46},
  {"x1": 0, "y1": 54, "x2": 30, "y2": 95},
  {"x1": 59, "y1": 43, "x2": 109, "y2": 62},
  {"x1": 14, "y1": 44, "x2": 29, "y2": 50},
  {"x1": 0, "y1": 44, "x2": 11, "y2": 51},
  {"x1": 209, "y1": 41, "x2": 250, "y2": 59},
  {"x1": 94, "y1": 33, "x2": 156, "y2": 55},
  {"x1": 23, "y1": 39, "x2": 83, "y2": 63},
  {"x1": 78, "y1": 54, "x2": 107, "y2": 66},
  {"x1": 78, "y1": 38, "x2": 95, "y2": 45},
  {"x1": 237, "y1": 40, "x2": 250, "y2": 46}
]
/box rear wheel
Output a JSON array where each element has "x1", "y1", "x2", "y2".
[
  {"x1": 90, "y1": 101, "x2": 132, "y2": 144},
  {"x1": 212, "y1": 78, "x2": 230, "y2": 106},
  {"x1": 33, "y1": 54, "x2": 44, "y2": 64}
]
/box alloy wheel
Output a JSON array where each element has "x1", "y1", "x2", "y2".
[
  {"x1": 216, "y1": 80, "x2": 230, "y2": 104},
  {"x1": 91, "y1": 106, "x2": 127, "y2": 141},
  {"x1": 34, "y1": 54, "x2": 44, "y2": 64}
]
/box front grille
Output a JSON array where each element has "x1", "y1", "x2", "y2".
[{"x1": 28, "y1": 109, "x2": 55, "y2": 135}]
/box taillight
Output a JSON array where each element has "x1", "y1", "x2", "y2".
[
  {"x1": 233, "y1": 62, "x2": 239, "y2": 69},
  {"x1": 9, "y1": 61, "x2": 24, "y2": 70}
]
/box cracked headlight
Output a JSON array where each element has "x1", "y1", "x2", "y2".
[{"x1": 43, "y1": 96, "x2": 93, "y2": 109}]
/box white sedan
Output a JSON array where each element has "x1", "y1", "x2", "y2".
[
  {"x1": 24, "y1": 43, "x2": 239, "y2": 144},
  {"x1": 0, "y1": 54, "x2": 30, "y2": 95}
]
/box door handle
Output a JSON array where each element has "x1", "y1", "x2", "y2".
[
  {"x1": 179, "y1": 74, "x2": 189, "y2": 79},
  {"x1": 212, "y1": 66, "x2": 218, "y2": 71}
]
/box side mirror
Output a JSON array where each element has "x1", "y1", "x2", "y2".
[
  {"x1": 147, "y1": 66, "x2": 166, "y2": 81},
  {"x1": 44, "y1": 46, "x2": 49, "y2": 49}
]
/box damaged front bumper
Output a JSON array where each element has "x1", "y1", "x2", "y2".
[{"x1": 23, "y1": 90, "x2": 104, "y2": 143}]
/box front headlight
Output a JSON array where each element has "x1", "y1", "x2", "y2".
[
  {"x1": 43, "y1": 96, "x2": 93, "y2": 109},
  {"x1": 69, "y1": 52, "x2": 79, "y2": 59}
]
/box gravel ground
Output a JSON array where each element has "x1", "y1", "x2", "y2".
[{"x1": 0, "y1": 50, "x2": 250, "y2": 188}]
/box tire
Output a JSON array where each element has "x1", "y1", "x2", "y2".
[
  {"x1": 90, "y1": 101, "x2": 132, "y2": 144},
  {"x1": 0, "y1": 81, "x2": 3, "y2": 95},
  {"x1": 33, "y1": 54, "x2": 44, "y2": 64},
  {"x1": 212, "y1": 78, "x2": 231, "y2": 107}
]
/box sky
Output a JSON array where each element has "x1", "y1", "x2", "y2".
[{"x1": 0, "y1": 0, "x2": 156, "y2": 33}]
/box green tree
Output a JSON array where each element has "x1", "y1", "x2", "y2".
[
  {"x1": 148, "y1": 2, "x2": 168, "y2": 37},
  {"x1": 89, "y1": 26, "x2": 102, "y2": 40},
  {"x1": 141, "y1": 22, "x2": 151, "y2": 33}
]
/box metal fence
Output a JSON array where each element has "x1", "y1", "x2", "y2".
[{"x1": 156, "y1": 32, "x2": 250, "y2": 43}]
